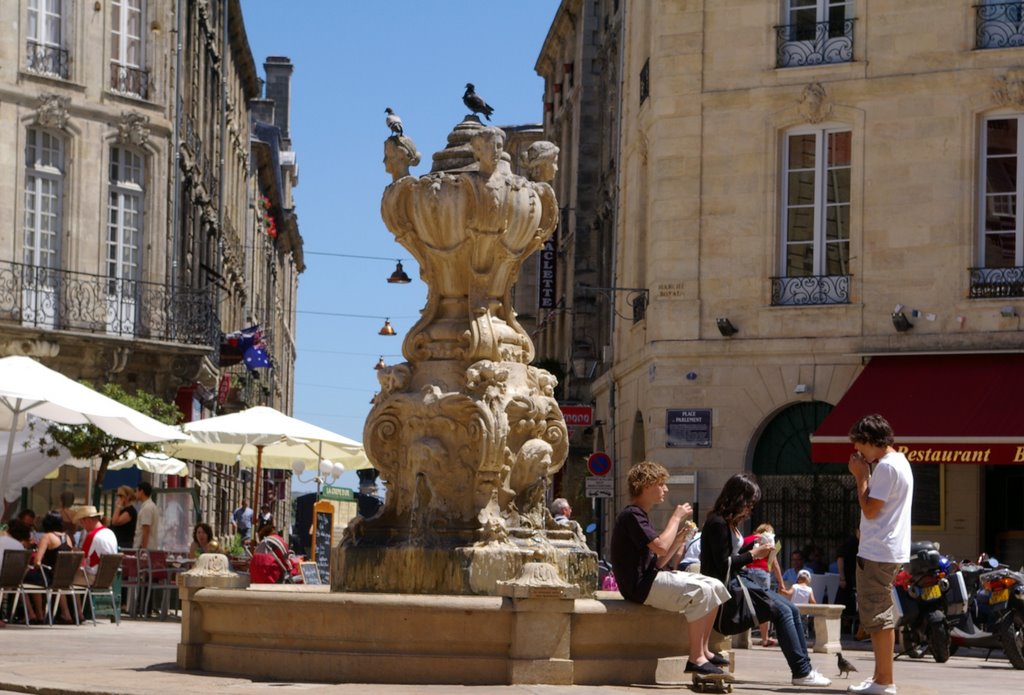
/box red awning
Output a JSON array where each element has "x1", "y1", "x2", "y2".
[{"x1": 811, "y1": 354, "x2": 1024, "y2": 464}]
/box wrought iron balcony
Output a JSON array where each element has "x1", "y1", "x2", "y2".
[
  {"x1": 771, "y1": 274, "x2": 851, "y2": 306},
  {"x1": 26, "y1": 40, "x2": 69, "y2": 80},
  {"x1": 0, "y1": 260, "x2": 217, "y2": 346},
  {"x1": 775, "y1": 19, "x2": 855, "y2": 68},
  {"x1": 110, "y1": 62, "x2": 150, "y2": 99},
  {"x1": 976, "y1": 2, "x2": 1024, "y2": 49},
  {"x1": 969, "y1": 265, "x2": 1024, "y2": 298}
]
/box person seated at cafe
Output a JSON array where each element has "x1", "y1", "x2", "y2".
[
  {"x1": 250, "y1": 524, "x2": 290, "y2": 584},
  {"x1": 24, "y1": 513, "x2": 74, "y2": 624},
  {"x1": 72, "y1": 506, "x2": 118, "y2": 587},
  {"x1": 1, "y1": 519, "x2": 40, "y2": 625},
  {"x1": 189, "y1": 522, "x2": 219, "y2": 559}
]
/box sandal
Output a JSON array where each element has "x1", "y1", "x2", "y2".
[{"x1": 762, "y1": 637, "x2": 778, "y2": 647}]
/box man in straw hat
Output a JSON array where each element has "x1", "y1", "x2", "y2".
[{"x1": 71, "y1": 505, "x2": 118, "y2": 586}]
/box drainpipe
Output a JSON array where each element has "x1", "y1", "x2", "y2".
[
  {"x1": 217, "y1": 0, "x2": 228, "y2": 301},
  {"x1": 170, "y1": 0, "x2": 183, "y2": 299}
]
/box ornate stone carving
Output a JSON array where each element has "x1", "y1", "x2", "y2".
[
  {"x1": 116, "y1": 111, "x2": 151, "y2": 147},
  {"x1": 183, "y1": 553, "x2": 235, "y2": 577},
  {"x1": 994, "y1": 68, "x2": 1024, "y2": 110},
  {"x1": 339, "y1": 117, "x2": 593, "y2": 596},
  {"x1": 35, "y1": 93, "x2": 71, "y2": 130},
  {"x1": 798, "y1": 82, "x2": 833, "y2": 124}
]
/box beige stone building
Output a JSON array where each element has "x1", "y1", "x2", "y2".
[
  {"x1": 0, "y1": 0, "x2": 302, "y2": 538},
  {"x1": 585, "y1": 0, "x2": 1024, "y2": 565}
]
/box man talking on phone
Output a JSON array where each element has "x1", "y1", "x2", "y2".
[{"x1": 846, "y1": 414, "x2": 913, "y2": 695}]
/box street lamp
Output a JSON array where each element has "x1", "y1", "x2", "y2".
[{"x1": 291, "y1": 459, "x2": 345, "y2": 498}]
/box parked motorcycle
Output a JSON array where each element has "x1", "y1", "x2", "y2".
[
  {"x1": 950, "y1": 555, "x2": 1024, "y2": 669},
  {"x1": 892, "y1": 541, "x2": 968, "y2": 663}
]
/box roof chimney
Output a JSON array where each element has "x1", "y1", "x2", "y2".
[{"x1": 263, "y1": 56, "x2": 293, "y2": 141}]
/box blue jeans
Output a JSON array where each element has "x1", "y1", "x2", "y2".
[{"x1": 767, "y1": 590, "x2": 812, "y2": 677}]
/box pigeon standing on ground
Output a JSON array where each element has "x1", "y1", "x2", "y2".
[
  {"x1": 385, "y1": 107, "x2": 403, "y2": 136},
  {"x1": 463, "y1": 83, "x2": 494, "y2": 121},
  {"x1": 836, "y1": 652, "x2": 857, "y2": 678}
]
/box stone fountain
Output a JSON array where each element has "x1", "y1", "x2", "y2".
[
  {"x1": 336, "y1": 117, "x2": 595, "y2": 597},
  {"x1": 177, "y1": 116, "x2": 702, "y2": 687}
]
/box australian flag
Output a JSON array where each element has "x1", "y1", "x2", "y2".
[
  {"x1": 220, "y1": 325, "x2": 264, "y2": 367},
  {"x1": 243, "y1": 344, "x2": 271, "y2": 370}
]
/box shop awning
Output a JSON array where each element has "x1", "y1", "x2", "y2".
[{"x1": 811, "y1": 353, "x2": 1024, "y2": 464}]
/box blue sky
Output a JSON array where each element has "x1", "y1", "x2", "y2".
[{"x1": 240, "y1": 1, "x2": 559, "y2": 491}]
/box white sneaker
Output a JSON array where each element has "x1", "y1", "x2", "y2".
[
  {"x1": 792, "y1": 669, "x2": 832, "y2": 687},
  {"x1": 848, "y1": 679, "x2": 896, "y2": 695}
]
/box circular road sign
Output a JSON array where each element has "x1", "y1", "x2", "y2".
[{"x1": 587, "y1": 452, "x2": 613, "y2": 477}]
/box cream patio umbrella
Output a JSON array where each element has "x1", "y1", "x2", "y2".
[
  {"x1": 0, "y1": 355, "x2": 187, "y2": 506},
  {"x1": 163, "y1": 406, "x2": 370, "y2": 518}
]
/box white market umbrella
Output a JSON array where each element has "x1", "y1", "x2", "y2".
[
  {"x1": 163, "y1": 405, "x2": 370, "y2": 516},
  {"x1": 0, "y1": 356, "x2": 187, "y2": 504}
]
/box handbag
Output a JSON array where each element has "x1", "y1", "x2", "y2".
[{"x1": 714, "y1": 556, "x2": 766, "y2": 635}]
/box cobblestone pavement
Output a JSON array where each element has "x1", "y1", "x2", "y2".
[{"x1": 0, "y1": 618, "x2": 1018, "y2": 694}]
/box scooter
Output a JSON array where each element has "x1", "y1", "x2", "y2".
[
  {"x1": 950, "y1": 556, "x2": 1024, "y2": 669},
  {"x1": 892, "y1": 541, "x2": 968, "y2": 663}
]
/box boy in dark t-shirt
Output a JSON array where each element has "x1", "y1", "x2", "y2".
[{"x1": 610, "y1": 461, "x2": 731, "y2": 676}]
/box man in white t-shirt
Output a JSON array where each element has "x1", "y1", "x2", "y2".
[
  {"x1": 133, "y1": 481, "x2": 160, "y2": 549},
  {"x1": 846, "y1": 414, "x2": 913, "y2": 695}
]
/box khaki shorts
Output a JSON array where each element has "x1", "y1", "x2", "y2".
[
  {"x1": 644, "y1": 569, "x2": 730, "y2": 621},
  {"x1": 856, "y1": 557, "x2": 901, "y2": 633}
]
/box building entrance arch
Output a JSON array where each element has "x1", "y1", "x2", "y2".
[{"x1": 750, "y1": 401, "x2": 858, "y2": 577}]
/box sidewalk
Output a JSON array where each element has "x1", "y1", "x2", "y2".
[{"x1": 0, "y1": 618, "x2": 1019, "y2": 694}]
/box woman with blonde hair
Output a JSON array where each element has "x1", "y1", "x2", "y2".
[{"x1": 109, "y1": 485, "x2": 137, "y2": 549}]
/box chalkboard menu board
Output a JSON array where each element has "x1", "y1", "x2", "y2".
[
  {"x1": 313, "y1": 500, "x2": 334, "y2": 583},
  {"x1": 910, "y1": 463, "x2": 942, "y2": 528},
  {"x1": 299, "y1": 561, "x2": 321, "y2": 585}
]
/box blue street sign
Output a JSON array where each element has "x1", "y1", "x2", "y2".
[{"x1": 587, "y1": 452, "x2": 612, "y2": 477}]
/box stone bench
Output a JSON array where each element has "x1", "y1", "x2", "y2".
[{"x1": 796, "y1": 603, "x2": 845, "y2": 654}]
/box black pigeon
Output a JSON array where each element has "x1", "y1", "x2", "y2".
[
  {"x1": 836, "y1": 652, "x2": 857, "y2": 679},
  {"x1": 384, "y1": 107, "x2": 403, "y2": 136},
  {"x1": 463, "y1": 83, "x2": 494, "y2": 121}
]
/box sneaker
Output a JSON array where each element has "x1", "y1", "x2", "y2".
[
  {"x1": 793, "y1": 669, "x2": 832, "y2": 687},
  {"x1": 686, "y1": 660, "x2": 725, "y2": 676},
  {"x1": 848, "y1": 680, "x2": 896, "y2": 695},
  {"x1": 709, "y1": 652, "x2": 730, "y2": 666}
]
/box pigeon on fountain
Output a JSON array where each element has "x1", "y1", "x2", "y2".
[
  {"x1": 385, "y1": 107, "x2": 404, "y2": 136},
  {"x1": 462, "y1": 83, "x2": 494, "y2": 121}
]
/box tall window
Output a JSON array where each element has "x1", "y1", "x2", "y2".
[
  {"x1": 107, "y1": 147, "x2": 144, "y2": 334},
  {"x1": 777, "y1": 0, "x2": 854, "y2": 68},
  {"x1": 781, "y1": 129, "x2": 851, "y2": 277},
  {"x1": 108, "y1": 147, "x2": 145, "y2": 286},
  {"x1": 24, "y1": 128, "x2": 64, "y2": 269},
  {"x1": 110, "y1": 0, "x2": 148, "y2": 98},
  {"x1": 26, "y1": 0, "x2": 68, "y2": 79},
  {"x1": 981, "y1": 117, "x2": 1024, "y2": 268}
]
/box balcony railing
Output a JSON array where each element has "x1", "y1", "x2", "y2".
[
  {"x1": 977, "y1": 2, "x2": 1024, "y2": 49},
  {"x1": 110, "y1": 62, "x2": 150, "y2": 99},
  {"x1": 771, "y1": 274, "x2": 851, "y2": 306},
  {"x1": 0, "y1": 260, "x2": 217, "y2": 346},
  {"x1": 969, "y1": 265, "x2": 1024, "y2": 297},
  {"x1": 775, "y1": 19, "x2": 855, "y2": 68},
  {"x1": 26, "y1": 40, "x2": 69, "y2": 80}
]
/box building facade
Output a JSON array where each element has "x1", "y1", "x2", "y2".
[
  {"x1": 588, "y1": 0, "x2": 1024, "y2": 565},
  {"x1": 0, "y1": 0, "x2": 302, "y2": 539}
]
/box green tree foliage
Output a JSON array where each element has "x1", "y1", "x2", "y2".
[{"x1": 41, "y1": 383, "x2": 182, "y2": 504}]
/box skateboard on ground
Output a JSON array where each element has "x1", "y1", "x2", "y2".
[{"x1": 690, "y1": 673, "x2": 733, "y2": 693}]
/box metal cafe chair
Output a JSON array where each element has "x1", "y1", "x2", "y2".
[
  {"x1": 46, "y1": 550, "x2": 86, "y2": 626},
  {"x1": 144, "y1": 550, "x2": 177, "y2": 619},
  {"x1": 120, "y1": 549, "x2": 147, "y2": 618},
  {"x1": 80, "y1": 553, "x2": 123, "y2": 626},
  {"x1": 0, "y1": 549, "x2": 31, "y2": 625}
]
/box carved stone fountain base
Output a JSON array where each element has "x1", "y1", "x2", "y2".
[
  {"x1": 332, "y1": 543, "x2": 597, "y2": 596},
  {"x1": 178, "y1": 585, "x2": 720, "y2": 685}
]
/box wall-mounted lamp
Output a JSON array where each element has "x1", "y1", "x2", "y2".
[
  {"x1": 794, "y1": 383, "x2": 811, "y2": 394},
  {"x1": 387, "y1": 261, "x2": 412, "y2": 284},
  {"x1": 378, "y1": 318, "x2": 396, "y2": 336},
  {"x1": 716, "y1": 317, "x2": 738, "y2": 337},
  {"x1": 1000, "y1": 305, "x2": 1018, "y2": 318},
  {"x1": 891, "y1": 311, "x2": 913, "y2": 332},
  {"x1": 374, "y1": 356, "x2": 386, "y2": 370}
]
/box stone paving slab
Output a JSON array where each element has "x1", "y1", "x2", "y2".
[{"x1": 0, "y1": 619, "x2": 1020, "y2": 694}]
